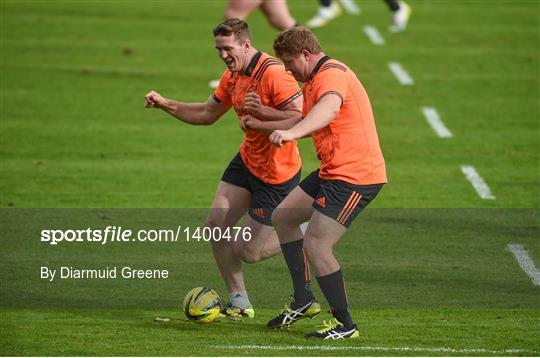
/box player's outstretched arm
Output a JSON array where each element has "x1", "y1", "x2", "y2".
[
  {"x1": 144, "y1": 90, "x2": 230, "y2": 125},
  {"x1": 269, "y1": 93, "x2": 341, "y2": 147}
]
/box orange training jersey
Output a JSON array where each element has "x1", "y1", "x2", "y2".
[
  {"x1": 302, "y1": 56, "x2": 387, "y2": 185},
  {"x1": 212, "y1": 51, "x2": 302, "y2": 184}
]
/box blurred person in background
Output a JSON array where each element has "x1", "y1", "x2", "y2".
[
  {"x1": 225, "y1": 0, "x2": 298, "y2": 31},
  {"x1": 307, "y1": 0, "x2": 411, "y2": 32}
]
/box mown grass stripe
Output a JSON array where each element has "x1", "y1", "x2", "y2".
[{"x1": 213, "y1": 344, "x2": 536, "y2": 354}]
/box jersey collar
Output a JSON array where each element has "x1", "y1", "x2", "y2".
[
  {"x1": 244, "y1": 51, "x2": 263, "y2": 77},
  {"x1": 309, "y1": 55, "x2": 331, "y2": 81}
]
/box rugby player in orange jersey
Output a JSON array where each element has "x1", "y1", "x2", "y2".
[
  {"x1": 266, "y1": 27, "x2": 387, "y2": 339},
  {"x1": 144, "y1": 19, "x2": 307, "y2": 319}
]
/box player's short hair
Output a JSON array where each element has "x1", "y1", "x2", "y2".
[
  {"x1": 273, "y1": 27, "x2": 322, "y2": 58},
  {"x1": 213, "y1": 18, "x2": 252, "y2": 44}
]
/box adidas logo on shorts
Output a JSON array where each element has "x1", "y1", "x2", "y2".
[
  {"x1": 315, "y1": 196, "x2": 326, "y2": 207},
  {"x1": 253, "y1": 208, "x2": 265, "y2": 218}
]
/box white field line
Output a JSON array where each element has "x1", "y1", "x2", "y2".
[
  {"x1": 212, "y1": 344, "x2": 535, "y2": 355},
  {"x1": 460, "y1": 166, "x2": 496, "y2": 200},
  {"x1": 421, "y1": 107, "x2": 453, "y2": 138},
  {"x1": 507, "y1": 244, "x2": 540, "y2": 286},
  {"x1": 363, "y1": 26, "x2": 385, "y2": 45},
  {"x1": 338, "y1": 0, "x2": 361, "y2": 14},
  {"x1": 388, "y1": 62, "x2": 414, "y2": 85}
]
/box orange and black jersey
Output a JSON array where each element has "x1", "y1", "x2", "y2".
[
  {"x1": 302, "y1": 56, "x2": 387, "y2": 185},
  {"x1": 213, "y1": 51, "x2": 302, "y2": 184}
]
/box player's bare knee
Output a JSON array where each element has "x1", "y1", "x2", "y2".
[
  {"x1": 205, "y1": 209, "x2": 233, "y2": 229},
  {"x1": 204, "y1": 216, "x2": 224, "y2": 230},
  {"x1": 240, "y1": 252, "x2": 262, "y2": 264},
  {"x1": 271, "y1": 209, "x2": 283, "y2": 227},
  {"x1": 235, "y1": 244, "x2": 262, "y2": 264},
  {"x1": 271, "y1": 208, "x2": 292, "y2": 229}
]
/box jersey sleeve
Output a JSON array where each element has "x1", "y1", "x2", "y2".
[
  {"x1": 212, "y1": 70, "x2": 233, "y2": 107},
  {"x1": 314, "y1": 67, "x2": 348, "y2": 106},
  {"x1": 262, "y1": 65, "x2": 302, "y2": 109}
]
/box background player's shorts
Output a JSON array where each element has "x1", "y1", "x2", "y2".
[
  {"x1": 221, "y1": 153, "x2": 301, "y2": 226},
  {"x1": 299, "y1": 169, "x2": 383, "y2": 228}
]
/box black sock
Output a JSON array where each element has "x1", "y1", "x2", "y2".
[
  {"x1": 280, "y1": 239, "x2": 314, "y2": 305},
  {"x1": 320, "y1": 0, "x2": 332, "y2": 7},
  {"x1": 316, "y1": 269, "x2": 354, "y2": 329},
  {"x1": 385, "y1": 0, "x2": 400, "y2": 12}
]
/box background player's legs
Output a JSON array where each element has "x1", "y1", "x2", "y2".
[
  {"x1": 259, "y1": 0, "x2": 297, "y2": 30},
  {"x1": 234, "y1": 215, "x2": 281, "y2": 263},
  {"x1": 206, "y1": 181, "x2": 250, "y2": 298},
  {"x1": 385, "y1": 0, "x2": 411, "y2": 32},
  {"x1": 303, "y1": 210, "x2": 353, "y2": 328},
  {"x1": 385, "y1": 0, "x2": 400, "y2": 12},
  {"x1": 224, "y1": 0, "x2": 263, "y2": 20},
  {"x1": 306, "y1": 0, "x2": 341, "y2": 29}
]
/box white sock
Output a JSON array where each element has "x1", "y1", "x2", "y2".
[{"x1": 229, "y1": 290, "x2": 251, "y2": 309}]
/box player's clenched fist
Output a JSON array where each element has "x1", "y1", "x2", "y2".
[
  {"x1": 269, "y1": 129, "x2": 295, "y2": 147},
  {"x1": 144, "y1": 90, "x2": 167, "y2": 108},
  {"x1": 243, "y1": 92, "x2": 263, "y2": 116}
]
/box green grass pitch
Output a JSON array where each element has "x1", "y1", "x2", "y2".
[{"x1": 1, "y1": 0, "x2": 539, "y2": 356}]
